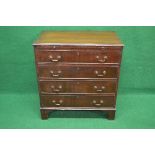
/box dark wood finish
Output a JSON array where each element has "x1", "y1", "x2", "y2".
[
  {"x1": 39, "y1": 80, "x2": 117, "y2": 94},
  {"x1": 37, "y1": 64, "x2": 119, "y2": 79},
  {"x1": 35, "y1": 49, "x2": 121, "y2": 64},
  {"x1": 40, "y1": 95, "x2": 115, "y2": 107},
  {"x1": 33, "y1": 31, "x2": 124, "y2": 120},
  {"x1": 40, "y1": 109, "x2": 49, "y2": 120},
  {"x1": 107, "y1": 110, "x2": 116, "y2": 120}
]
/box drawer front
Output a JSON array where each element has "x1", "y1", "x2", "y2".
[
  {"x1": 37, "y1": 65, "x2": 118, "y2": 79},
  {"x1": 39, "y1": 80, "x2": 117, "y2": 94},
  {"x1": 35, "y1": 50, "x2": 121, "y2": 64},
  {"x1": 40, "y1": 95, "x2": 115, "y2": 107}
]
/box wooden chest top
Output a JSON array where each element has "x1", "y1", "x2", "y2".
[{"x1": 33, "y1": 31, "x2": 124, "y2": 46}]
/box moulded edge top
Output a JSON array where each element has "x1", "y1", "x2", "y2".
[{"x1": 33, "y1": 31, "x2": 124, "y2": 46}]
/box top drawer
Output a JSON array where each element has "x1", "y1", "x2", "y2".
[{"x1": 35, "y1": 48, "x2": 122, "y2": 64}]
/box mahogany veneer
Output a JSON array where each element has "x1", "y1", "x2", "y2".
[{"x1": 33, "y1": 31, "x2": 124, "y2": 120}]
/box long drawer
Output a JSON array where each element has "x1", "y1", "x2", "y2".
[
  {"x1": 40, "y1": 95, "x2": 115, "y2": 107},
  {"x1": 39, "y1": 80, "x2": 117, "y2": 94},
  {"x1": 35, "y1": 50, "x2": 121, "y2": 64},
  {"x1": 37, "y1": 64, "x2": 119, "y2": 79}
]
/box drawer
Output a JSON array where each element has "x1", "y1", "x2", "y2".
[
  {"x1": 40, "y1": 95, "x2": 115, "y2": 107},
  {"x1": 39, "y1": 80, "x2": 117, "y2": 94},
  {"x1": 37, "y1": 64, "x2": 118, "y2": 79},
  {"x1": 35, "y1": 50, "x2": 121, "y2": 64}
]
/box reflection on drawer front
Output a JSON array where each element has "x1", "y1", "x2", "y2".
[
  {"x1": 35, "y1": 50, "x2": 121, "y2": 64},
  {"x1": 39, "y1": 80, "x2": 117, "y2": 94},
  {"x1": 38, "y1": 65, "x2": 118, "y2": 79},
  {"x1": 40, "y1": 95, "x2": 115, "y2": 107}
]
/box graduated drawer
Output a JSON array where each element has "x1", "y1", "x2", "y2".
[
  {"x1": 35, "y1": 50, "x2": 121, "y2": 64},
  {"x1": 40, "y1": 95, "x2": 115, "y2": 107},
  {"x1": 39, "y1": 80, "x2": 117, "y2": 94},
  {"x1": 37, "y1": 64, "x2": 119, "y2": 79}
]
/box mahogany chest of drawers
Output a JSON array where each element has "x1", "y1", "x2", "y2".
[{"x1": 33, "y1": 31, "x2": 124, "y2": 120}]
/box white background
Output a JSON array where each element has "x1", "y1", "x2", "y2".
[
  {"x1": 0, "y1": 0, "x2": 155, "y2": 154},
  {"x1": 0, "y1": 130, "x2": 155, "y2": 155},
  {"x1": 0, "y1": 0, "x2": 155, "y2": 25}
]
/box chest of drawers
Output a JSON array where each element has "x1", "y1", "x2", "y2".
[{"x1": 33, "y1": 31, "x2": 124, "y2": 120}]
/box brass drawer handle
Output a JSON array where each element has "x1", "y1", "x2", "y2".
[
  {"x1": 50, "y1": 70, "x2": 62, "y2": 77},
  {"x1": 51, "y1": 85, "x2": 62, "y2": 92},
  {"x1": 52, "y1": 74, "x2": 59, "y2": 77},
  {"x1": 52, "y1": 89, "x2": 60, "y2": 92},
  {"x1": 94, "y1": 103, "x2": 101, "y2": 106},
  {"x1": 52, "y1": 100, "x2": 63, "y2": 106},
  {"x1": 96, "y1": 55, "x2": 108, "y2": 62},
  {"x1": 92, "y1": 100, "x2": 104, "y2": 106},
  {"x1": 55, "y1": 103, "x2": 61, "y2": 106},
  {"x1": 48, "y1": 55, "x2": 61, "y2": 62},
  {"x1": 94, "y1": 86, "x2": 105, "y2": 92},
  {"x1": 94, "y1": 70, "x2": 106, "y2": 77}
]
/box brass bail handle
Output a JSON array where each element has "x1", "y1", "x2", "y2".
[
  {"x1": 92, "y1": 100, "x2": 104, "y2": 106},
  {"x1": 95, "y1": 70, "x2": 107, "y2": 77},
  {"x1": 52, "y1": 100, "x2": 63, "y2": 106},
  {"x1": 96, "y1": 55, "x2": 108, "y2": 62},
  {"x1": 49, "y1": 55, "x2": 61, "y2": 62},
  {"x1": 50, "y1": 70, "x2": 62, "y2": 77},
  {"x1": 51, "y1": 85, "x2": 62, "y2": 92},
  {"x1": 94, "y1": 85, "x2": 105, "y2": 92}
]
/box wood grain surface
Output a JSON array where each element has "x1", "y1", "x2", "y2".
[{"x1": 33, "y1": 31, "x2": 124, "y2": 45}]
